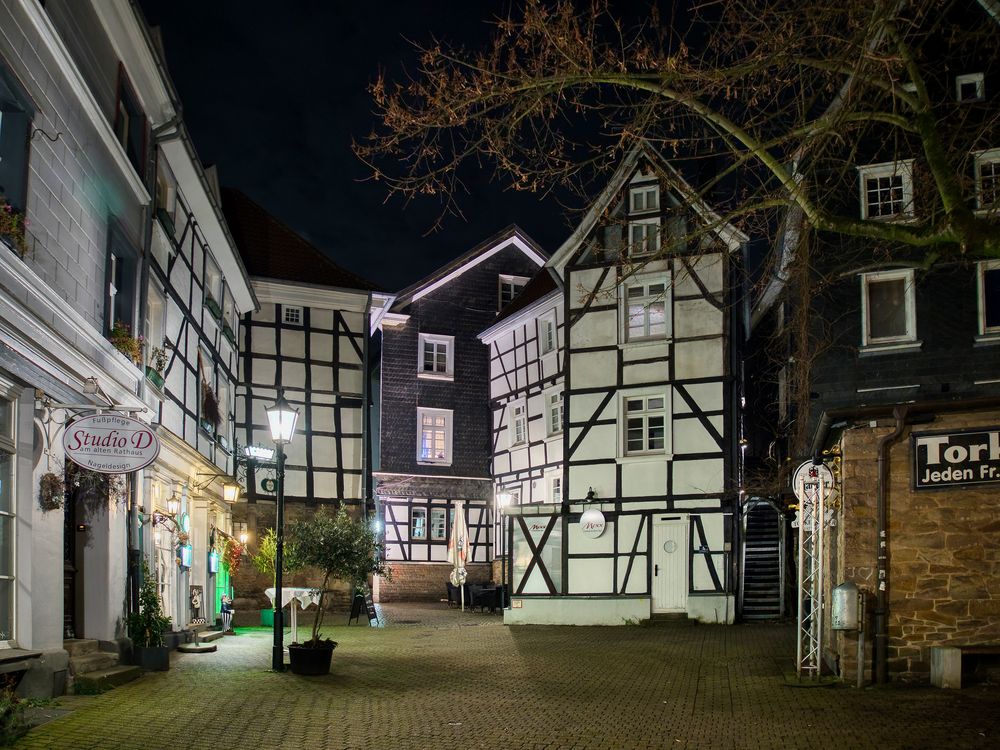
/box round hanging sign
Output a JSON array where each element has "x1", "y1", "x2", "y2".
[
  {"x1": 63, "y1": 413, "x2": 159, "y2": 474},
  {"x1": 580, "y1": 508, "x2": 606, "y2": 538}
]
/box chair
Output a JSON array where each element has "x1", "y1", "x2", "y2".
[{"x1": 446, "y1": 582, "x2": 460, "y2": 608}]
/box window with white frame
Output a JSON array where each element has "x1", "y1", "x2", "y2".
[
  {"x1": 545, "y1": 389, "x2": 563, "y2": 436},
  {"x1": 430, "y1": 507, "x2": 447, "y2": 540},
  {"x1": 283, "y1": 306, "x2": 302, "y2": 326},
  {"x1": 630, "y1": 183, "x2": 659, "y2": 213},
  {"x1": 956, "y1": 72, "x2": 984, "y2": 102},
  {"x1": 418, "y1": 333, "x2": 454, "y2": 379},
  {"x1": 204, "y1": 257, "x2": 223, "y2": 307},
  {"x1": 538, "y1": 312, "x2": 557, "y2": 356},
  {"x1": 977, "y1": 260, "x2": 1000, "y2": 337},
  {"x1": 498, "y1": 275, "x2": 530, "y2": 310},
  {"x1": 623, "y1": 393, "x2": 668, "y2": 455},
  {"x1": 411, "y1": 508, "x2": 427, "y2": 539},
  {"x1": 628, "y1": 218, "x2": 661, "y2": 256},
  {"x1": 858, "y1": 161, "x2": 914, "y2": 220},
  {"x1": 549, "y1": 473, "x2": 563, "y2": 504},
  {"x1": 974, "y1": 149, "x2": 1000, "y2": 211},
  {"x1": 861, "y1": 269, "x2": 917, "y2": 347},
  {"x1": 417, "y1": 408, "x2": 453, "y2": 464},
  {"x1": 145, "y1": 282, "x2": 166, "y2": 356},
  {"x1": 0, "y1": 391, "x2": 14, "y2": 642},
  {"x1": 621, "y1": 275, "x2": 670, "y2": 342},
  {"x1": 509, "y1": 399, "x2": 527, "y2": 446}
]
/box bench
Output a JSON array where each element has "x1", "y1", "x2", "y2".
[{"x1": 930, "y1": 645, "x2": 1000, "y2": 688}]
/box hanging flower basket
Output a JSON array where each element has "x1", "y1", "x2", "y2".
[{"x1": 38, "y1": 472, "x2": 65, "y2": 511}]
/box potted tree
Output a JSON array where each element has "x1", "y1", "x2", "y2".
[
  {"x1": 128, "y1": 561, "x2": 171, "y2": 671},
  {"x1": 284, "y1": 508, "x2": 390, "y2": 675},
  {"x1": 251, "y1": 528, "x2": 301, "y2": 627}
]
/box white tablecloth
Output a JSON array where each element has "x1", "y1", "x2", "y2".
[{"x1": 264, "y1": 587, "x2": 321, "y2": 643}]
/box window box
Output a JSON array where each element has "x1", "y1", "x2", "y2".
[
  {"x1": 199, "y1": 418, "x2": 215, "y2": 435},
  {"x1": 145, "y1": 367, "x2": 165, "y2": 390},
  {"x1": 222, "y1": 323, "x2": 238, "y2": 348},
  {"x1": 204, "y1": 294, "x2": 224, "y2": 322},
  {"x1": 216, "y1": 434, "x2": 229, "y2": 451}
]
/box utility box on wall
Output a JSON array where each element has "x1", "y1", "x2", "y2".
[{"x1": 831, "y1": 581, "x2": 860, "y2": 630}]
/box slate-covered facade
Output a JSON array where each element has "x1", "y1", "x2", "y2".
[{"x1": 375, "y1": 226, "x2": 545, "y2": 601}]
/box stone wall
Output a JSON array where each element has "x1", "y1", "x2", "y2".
[
  {"x1": 377, "y1": 562, "x2": 492, "y2": 602},
  {"x1": 832, "y1": 409, "x2": 1000, "y2": 682}
]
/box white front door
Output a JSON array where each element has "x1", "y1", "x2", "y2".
[{"x1": 652, "y1": 518, "x2": 687, "y2": 613}]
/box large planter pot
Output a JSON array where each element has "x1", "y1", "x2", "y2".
[
  {"x1": 134, "y1": 646, "x2": 170, "y2": 671},
  {"x1": 288, "y1": 642, "x2": 337, "y2": 676},
  {"x1": 145, "y1": 367, "x2": 164, "y2": 390}
]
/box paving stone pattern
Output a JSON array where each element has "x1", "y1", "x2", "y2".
[{"x1": 17, "y1": 604, "x2": 1000, "y2": 750}]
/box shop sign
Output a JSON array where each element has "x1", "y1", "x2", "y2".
[
  {"x1": 912, "y1": 427, "x2": 1000, "y2": 490},
  {"x1": 63, "y1": 414, "x2": 159, "y2": 474},
  {"x1": 580, "y1": 508, "x2": 606, "y2": 538}
]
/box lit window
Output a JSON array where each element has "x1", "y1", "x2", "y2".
[
  {"x1": 509, "y1": 400, "x2": 527, "y2": 446},
  {"x1": 974, "y1": 149, "x2": 1000, "y2": 211},
  {"x1": 417, "y1": 408, "x2": 452, "y2": 464},
  {"x1": 545, "y1": 390, "x2": 563, "y2": 436},
  {"x1": 630, "y1": 184, "x2": 659, "y2": 213},
  {"x1": 418, "y1": 333, "x2": 454, "y2": 379},
  {"x1": 498, "y1": 275, "x2": 529, "y2": 311},
  {"x1": 858, "y1": 161, "x2": 914, "y2": 220},
  {"x1": 624, "y1": 394, "x2": 667, "y2": 455},
  {"x1": 283, "y1": 306, "x2": 302, "y2": 326},
  {"x1": 955, "y1": 73, "x2": 984, "y2": 102},
  {"x1": 977, "y1": 260, "x2": 1000, "y2": 337},
  {"x1": 430, "y1": 508, "x2": 447, "y2": 540},
  {"x1": 628, "y1": 219, "x2": 661, "y2": 256},
  {"x1": 621, "y1": 275, "x2": 670, "y2": 342},
  {"x1": 411, "y1": 508, "x2": 427, "y2": 540},
  {"x1": 861, "y1": 269, "x2": 917, "y2": 347},
  {"x1": 538, "y1": 313, "x2": 556, "y2": 355}
]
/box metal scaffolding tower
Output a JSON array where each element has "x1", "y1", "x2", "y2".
[{"x1": 793, "y1": 460, "x2": 835, "y2": 680}]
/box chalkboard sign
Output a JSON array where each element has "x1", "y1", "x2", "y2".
[{"x1": 348, "y1": 588, "x2": 379, "y2": 626}]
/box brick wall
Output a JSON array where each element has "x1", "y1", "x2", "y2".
[
  {"x1": 832, "y1": 409, "x2": 1000, "y2": 682},
  {"x1": 377, "y1": 562, "x2": 492, "y2": 602}
]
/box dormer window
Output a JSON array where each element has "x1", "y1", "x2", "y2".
[
  {"x1": 955, "y1": 73, "x2": 984, "y2": 102},
  {"x1": 629, "y1": 184, "x2": 659, "y2": 213},
  {"x1": 498, "y1": 275, "x2": 529, "y2": 310},
  {"x1": 858, "y1": 161, "x2": 914, "y2": 220},
  {"x1": 628, "y1": 218, "x2": 661, "y2": 256}
]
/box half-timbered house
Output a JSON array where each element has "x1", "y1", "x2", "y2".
[
  {"x1": 492, "y1": 145, "x2": 748, "y2": 625},
  {"x1": 223, "y1": 189, "x2": 389, "y2": 547},
  {"x1": 375, "y1": 227, "x2": 546, "y2": 601}
]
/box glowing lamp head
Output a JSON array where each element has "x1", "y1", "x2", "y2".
[
  {"x1": 496, "y1": 489, "x2": 513, "y2": 509},
  {"x1": 238, "y1": 532, "x2": 248, "y2": 545},
  {"x1": 223, "y1": 481, "x2": 240, "y2": 504},
  {"x1": 265, "y1": 389, "x2": 299, "y2": 444},
  {"x1": 167, "y1": 496, "x2": 180, "y2": 515}
]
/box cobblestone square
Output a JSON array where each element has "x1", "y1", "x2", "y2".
[{"x1": 14, "y1": 605, "x2": 1000, "y2": 750}]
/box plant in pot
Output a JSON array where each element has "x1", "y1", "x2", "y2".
[
  {"x1": 110, "y1": 321, "x2": 144, "y2": 366},
  {"x1": 284, "y1": 507, "x2": 390, "y2": 676},
  {"x1": 146, "y1": 343, "x2": 168, "y2": 390},
  {"x1": 127, "y1": 561, "x2": 172, "y2": 671}
]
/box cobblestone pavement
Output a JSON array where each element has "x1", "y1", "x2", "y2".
[{"x1": 16, "y1": 604, "x2": 1000, "y2": 750}]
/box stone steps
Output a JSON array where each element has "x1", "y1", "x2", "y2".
[{"x1": 73, "y1": 665, "x2": 141, "y2": 694}]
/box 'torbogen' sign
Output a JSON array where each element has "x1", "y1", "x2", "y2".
[
  {"x1": 63, "y1": 414, "x2": 160, "y2": 474},
  {"x1": 912, "y1": 427, "x2": 1000, "y2": 490}
]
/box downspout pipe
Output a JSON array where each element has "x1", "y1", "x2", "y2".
[
  {"x1": 874, "y1": 405, "x2": 908, "y2": 684},
  {"x1": 361, "y1": 293, "x2": 373, "y2": 523}
]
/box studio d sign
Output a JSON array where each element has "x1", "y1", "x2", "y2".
[
  {"x1": 912, "y1": 427, "x2": 1000, "y2": 490},
  {"x1": 63, "y1": 414, "x2": 160, "y2": 474}
]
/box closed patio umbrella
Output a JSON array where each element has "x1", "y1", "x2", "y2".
[{"x1": 447, "y1": 500, "x2": 469, "y2": 610}]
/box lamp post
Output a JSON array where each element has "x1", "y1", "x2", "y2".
[
  {"x1": 265, "y1": 388, "x2": 299, "y2": 672},
  {"x1": 496, "y1": 489, "x2": 512, "y2": 609}
]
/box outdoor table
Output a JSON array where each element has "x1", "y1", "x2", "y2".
[{"x1": 264, "y1": 587, "x2": 321, "y2": 645}]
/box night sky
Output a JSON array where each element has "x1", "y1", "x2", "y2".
[{"x1": 137, "y1": 1, "x2": 582, "y2": 291}]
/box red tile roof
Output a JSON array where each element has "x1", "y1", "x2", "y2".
[{"x1": 221, "y1": 188, "x2": 379, "y2": 291}]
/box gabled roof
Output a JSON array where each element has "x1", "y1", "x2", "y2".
[
  {"x1": 221, "y1": 188, "x2": 380, "y2": 292},
  {"x1": 391, "y1": 225, "x2": 547, "y2": 310},
  {"x1": 546, "y1": 142, "x2": 749, "y2": 273}
]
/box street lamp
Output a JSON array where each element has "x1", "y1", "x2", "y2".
[
  {"x1": 496, "y1": 489, "x2": 513, "y2": 609},
  {"x1": 222, "y1": 481, "x2": 241, "y2": 505},
  {"x1": 265, "y1": 388, "x2": 299, "y2": 672}
]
